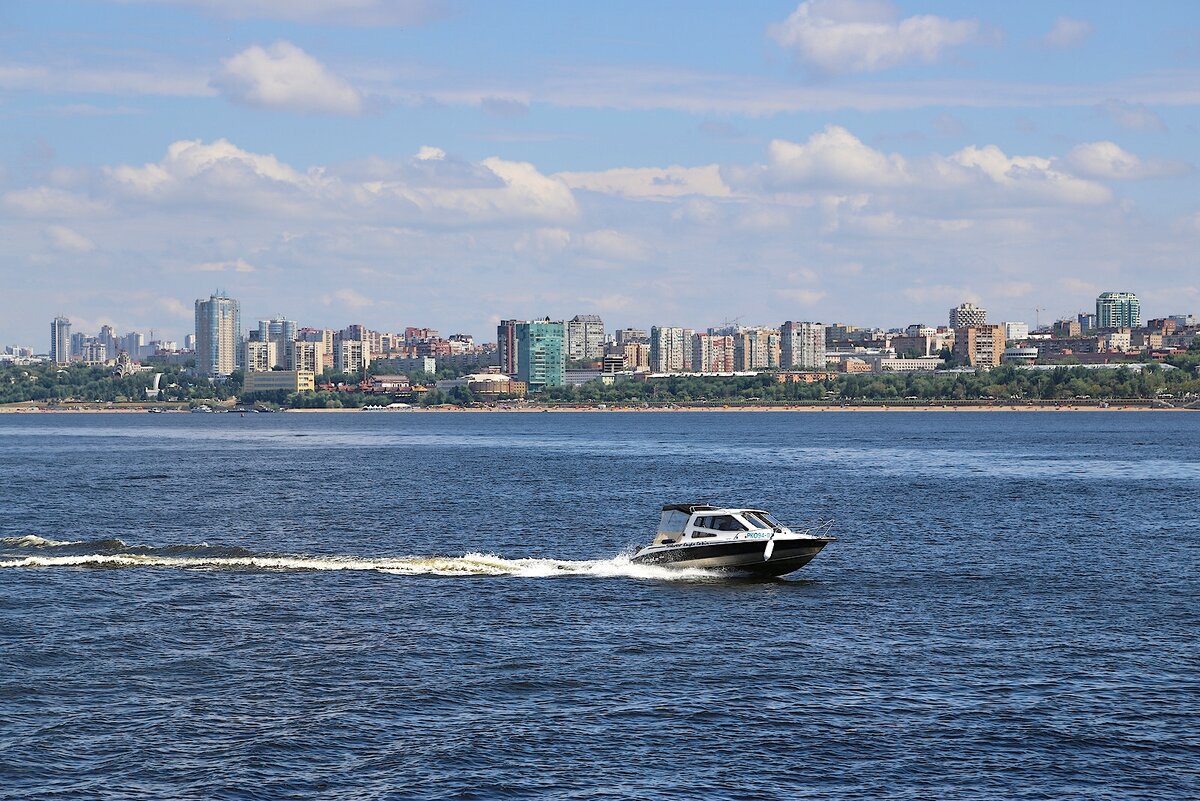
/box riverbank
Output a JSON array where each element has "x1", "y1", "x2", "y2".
[{"x1": 2, "y1": 401, "x2": 1194, "y2": 413}]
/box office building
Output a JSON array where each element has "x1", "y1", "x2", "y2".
[
  {"x1": 949, "y1": 302, "x2": 987, "y2": 329},
  {"x1": 516, "y1": 320, "x2": 565, "y2": 391},
  {"x1": 49, "y1": 317, "x2": 71, "y2": 365},
  {"x1": 1096, "y1": 292, "x2": 1141, "y2": 329},
  {"x1": 243, "y1": 370, "x2": 316, "y2": 394},
  {"x1": 780, "y1": 321, "x2": 826, "y2": 370},
  {"x1": 1004, "y1": 322, "x2": 1029, "y2": 341},
  {"x1": 565, "y1": 314, "x2": 605, "y2": 362},
  {"x1": 195, "y1": 293, "x2": 241, "y2": 378}
]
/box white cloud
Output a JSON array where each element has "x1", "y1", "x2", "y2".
[
  {"x1": 0, "y1": 64, "x2": 213, "y2": 97},
  {"x1": 902, "y1": 285, "x2": 978, "y2": 305},
  {"x1": 158, "y1": 297, "x2": 194, "y2": 319},
  {"x1": 932, "y1": 145, "x2": 1112, "y2": 205},
  {"x1": 579, "y1": 229, "x2": 649, "y2": 262},
  {"x1": 97, "y1": 138, "x2": 578, "y2": 224},
  {"x1": 768, "y1": 0, "x2": 979, "y2": 74},
  {"x1": 191, "y1": 258, "x2": 257, "y2": 273},
  {"x1": 324, "y1": 288, "x2": 373, "y2": 310},
  {"x1": 779, "y1": 288, "x2": 826, "y2": 305},
  {"x1": 1041, "y1": 17, "x2": 1092, "y2": 49},
  {"x1": 762, "y1": 125, "x2": 910, "y2": 188},
  {"x1": 1063, "y1": 141, "x2": 1192, "y2": 180},
  {"x1": 120, "y1": 0, "x2": 447, "y2": 26},
  {"x1": 1095, "y1": 99, "x2": 1167, "y2": 132},
  {"x1": 992, "y1": 281, "x2": 1033, "y2": 298},
  {"x1": 212, "y1": 41, "x2": 363, "y2": 115},
  {"x1": 513, "y1": 227, "x2": 572, "y2": 254},
  {"x1": 556, "y1": 165, "x2": 730, "y2": 199},
  {"x1": 2, "y1": 187, "x2": 109, "y2": 219},
  {"x1": 44, "y1": 225, "x2": 96, "y2": 253}
]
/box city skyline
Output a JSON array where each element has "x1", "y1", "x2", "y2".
[{"x1": 3, "y1": 2, "x2": 1200, "y2": 343}]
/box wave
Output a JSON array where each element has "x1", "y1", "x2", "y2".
[
  {"x1": 0, "y1": 545, "x2": 718, "y2": 580},
  {"x1": 0, "y1": 535, "x2": 84, "y2": 548}
]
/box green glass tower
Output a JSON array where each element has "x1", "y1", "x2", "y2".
[{"x1": 516, "y1": 320, "x2": 565, "y2": 391}]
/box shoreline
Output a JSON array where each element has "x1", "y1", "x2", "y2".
[{"x1": 1, "y1": 403, "x2": 1192, "y2": 414}]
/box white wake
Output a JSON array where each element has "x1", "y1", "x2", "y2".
[{"x1": 0, "y1": 549, "x2": 719, "y2": 580}]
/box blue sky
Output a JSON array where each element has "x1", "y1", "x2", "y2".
[{"x1": 2, "y1": 0, "x2": 1199, "y2": 345}]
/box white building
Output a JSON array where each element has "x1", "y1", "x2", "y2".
[
  {"x1": 780, "y1": 321, "x2": 826, "y2": 369},
  {"x1": 1004, "y1": 322, "x2": 1029, "y2": 341},
  {"x1": 950, "y1": 302, "x2": 987, "y2": 328},
  {"x1": 565, "y1": 314, "x2": 605, "y2": 362}
]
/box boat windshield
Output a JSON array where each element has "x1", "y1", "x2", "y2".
[{"x1": 744, "y1": 512, "x2": 779, "y2": 529}]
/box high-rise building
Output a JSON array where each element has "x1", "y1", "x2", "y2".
[
  {"x1": 497, "y1": 320, "x2": 519, "y2": 375},
  {"x1": 565, "y1": 314, "x2": 605, "y2": 362},
  {"x1": 121, "y1": 331, "x2": 145, "y2": 357},
  {"x1": 334, "y1": 338, "x2": 370, "y2": 375},
  {"x1": 184, "y1": 334, "x2": 196, "y2": 351},
  {"x1": 49, "y1": 317, "x2": 71, "y2": 365},
  {"x1": 1077, "y1": 313, "x2": 1097, "y2": 332},
  {"x1": 733, "y1": 328, "x2": 775, "y2": 371},
  {"x1": 97, "y1": 325, "x2": 117, "y2": 357},
  {"x1": 1096, "y1": 292, "x2": 1141, "y2": 329},
  {"x1": 950, "y1": 302, "x2": 987, "y2": 329},
  {"x1": 285, "y1": 340, "x2": 326, "y2": 375},
  {"x1": 615, "y1": 328, "x2": 649, "y2": 345},
  {"x1": 780, "y1": 321, "x2": 826, "y2": 369},
  {"x1": 692, "y1": 333, "x2": 734, "y2": 372},
  {"x1": 953, "y1": 325, "x2": 1006, "y2": 368},
  {"x1": 516, "y1": 320, "x2": 565, "y2": 391},
  {"x1": 243, "y1": 340, "x2": 278, "y2": 373},
  {"x1": 195, "y1": 293, "x2": 242, "y2": 378},
  {"x1": 650, "y1": 326, "x2": 689, "y2": 373}
]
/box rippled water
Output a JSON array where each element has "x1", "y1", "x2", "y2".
[{"x1": 2, "y1": 411, "x2": 1197, "y2": 800}]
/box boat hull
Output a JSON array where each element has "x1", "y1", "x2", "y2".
[{"x1": 631, "y1": 538, "x2": 830, "y2": 577}]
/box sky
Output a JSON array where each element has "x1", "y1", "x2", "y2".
[{"x1": 2, "y1": 0, "x2": 1199, "y2": 346}]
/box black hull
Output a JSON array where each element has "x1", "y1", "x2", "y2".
[{"x1": 632, "y1": 538, "x2": 830, "y2": 577}]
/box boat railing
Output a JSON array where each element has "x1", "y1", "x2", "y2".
[{"x1": 800, "y1": 519, "x2": 835, "y2": 538}]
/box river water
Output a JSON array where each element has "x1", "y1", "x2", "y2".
[{"x1": 1, "y1": 411, "x2": 1197, "y2": 800}]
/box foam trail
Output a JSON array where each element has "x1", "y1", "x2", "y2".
[
  {"x1": 0, "y1": 535, "x2": 83, "y2": 548},
  {"x1": 0, "y1": 549, "x2": 720, "y2": 581}
]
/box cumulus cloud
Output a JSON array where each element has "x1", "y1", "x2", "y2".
[
  {"x1": 556, "y1": 165, "x2": 730, "y2": 199},
  {"x1": 934, "y1": 144, "x2": 1112, "y2": 206},
  {"x1": 121, "y1": 0, "x2": 447, "y2": 26},
  {"x1": 761, "y1": 125, "x2": 909, "y2": 188},
  {"x1": 1041, "y1": 17, "x2": 1092, "y2": 49},
  {"x1": 212, "y1": 41, "x2": 363, "y2": 115},
  {"x1": 1063, "y1": 141, "x2": 1192, "y2": 180},
  {"x1": 98, "y1": 138, "x2": 577, "y2": 224},
  {"x1": 44, "y1": 225, "x2": 96, "y2": 253},
  {"x1": 1095, "y1": 99, "x2": 1167, "y2": 132},
  {"x1": 768, "y1": 0, "x2": 979, "y2": 74}
]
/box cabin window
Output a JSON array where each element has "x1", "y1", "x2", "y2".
[
  {"x1": 690, "y1": 531, "x2": 716, "y2": 539},
  {"x1": 710, "y1": 515, "x2": 746, "y2": 532}
]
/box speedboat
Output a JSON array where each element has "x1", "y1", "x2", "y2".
[{"x1": 631, "y1": 504, "x2": 834, "y2": 577}]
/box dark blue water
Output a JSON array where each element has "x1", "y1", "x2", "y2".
[{"x1": 1, "y1": 411, "x2": 1197, "y2": 800}]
